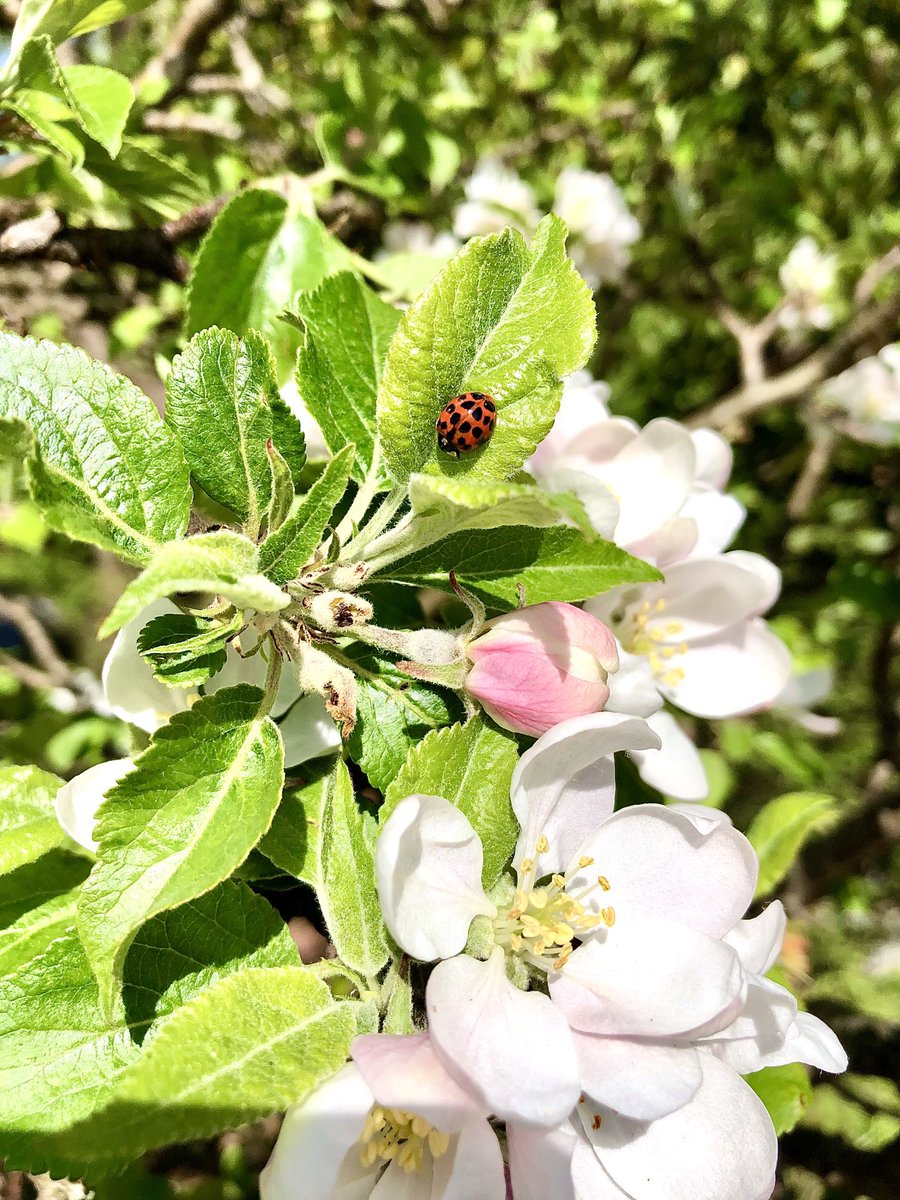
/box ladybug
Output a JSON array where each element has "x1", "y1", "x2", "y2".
[{"x1": 436, "y1": 392, "x2": 496, "y2": 455}]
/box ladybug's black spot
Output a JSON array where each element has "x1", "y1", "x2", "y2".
[
  {"x1": 484, "y1": 399, "x2": 496, "y2": 412},
  {"x1": 470, "y1": 392, "x2": 485, "y2": 400},
  {"x1": 472, "y1": 406, "x2": 483, "y2": 421},
  {"x1": 459, "y1": 421, "x2": 472, "y2": 433},
  {"x1": 450, "y1": 411, "x2": 461, "y2": 425},
  {"x1": 461, "y1": 399, "x2": 475, "y2": 411}
]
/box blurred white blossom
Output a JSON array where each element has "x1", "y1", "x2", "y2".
[
  {"x1": 379, "y1": 220, "x2": 459, "y2": 259},
  {"x1": 452, "y1": 157, "x2": 541, "y2": 239},
  {"x1": 817, "y1": 344, "x2": 900, "y2": 445},
  {"x1": 554, "y1": 167, "x2": 640, "y2": 286},
  {"x1": 778, "y1": 236, "x2": 837, "y2": 331}
]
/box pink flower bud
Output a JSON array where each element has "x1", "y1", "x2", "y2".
[{"x1": 464, "y1": 601, "x2": 619, "y2": 736}]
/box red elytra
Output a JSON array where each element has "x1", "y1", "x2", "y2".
[{"x1": 436, "y1": 392, "x2": 497, "y2": 455}]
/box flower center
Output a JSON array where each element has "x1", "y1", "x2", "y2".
[
  {"x1": 619, "y1": 598, "x2": 688, "y2": 688},
  {"x1": 493, "y1": 837, "x2": 616, "y2": 972},
  {"x1": 358, "y1": 1106, "x2": 451, "y2": 1174}
]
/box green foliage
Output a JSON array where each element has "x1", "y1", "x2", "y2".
[
  {"x1": 166, "y1": 328, "x2": 305, "y2": 531},
  {"x1": 378, "y1": 216, "x2": 595, "y2": 483},
  {"x1": 185, "y1": 192, "x2": 353, "y2": 374},
  {"x1": 748, "y1": 792, "x2": 841, "y2": 897},
  {"x1": 258, "y1": 444, "x2": 355, "y2": 584},
  {"x1": 379, "y1": 524, "x2": 661, "y2": 607},
  {"x1": 803, "y1": 1077, "x2": 900, "y2": 1153},
  {"x1": 0, "y1": 335, "x2": 191, "y2": 564},
  {"x1": 746, "y1": 1064, "x2": 813, "y2": 1136},
  {"x1": 100, "y1": 530, "x2": 290, "y2": 637},
  {"x1": 136, "y1": 612, "x2": 232, "y2": 687},
  {"x1": 260, "y1": 761, "x2": 331, "y2": 887},
  {"x1": 317, "y1": 759, "x2": 389, "y2": 977},
  {"x1": 344, "y1": 645, "x2": 462, "y2": 791},
  {"x1": 383, "y1": 718, "x2": 519, "y2": 887},
  {"x1": 0, "y1": 764, "x2": 64, "y2": 874},
  {"x1": 77, "y1": 685, "x2": 284, "y2": 1017},
  {"x1": 293, "y1": 272, "x2": 401, "y2": 481}
]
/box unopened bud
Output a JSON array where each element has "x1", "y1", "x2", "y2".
[
  {"x1": 464, "y1": 601, "x2": 618, "y2": 736},
  {"x1": 328, "y1": 562, "x2": 370, "y2": 591},
  {"x1": 305, "y1": 590, "x2": 373, "y2": 632}
]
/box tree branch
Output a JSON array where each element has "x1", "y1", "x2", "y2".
[
  {"x1": 0, "y1": 594, "x2": 73, "y2": 688},
  {"x1": 136, "y1": 0, "x2": 238, "y2": 102},
  {"x1": 0, "y1": 195, "x2": 228, "y2": 281}
]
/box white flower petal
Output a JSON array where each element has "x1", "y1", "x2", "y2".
[
  {"x1": 570, "y1": 1139, "x2": 633, "y2": 1199},
  {"x1": 572, "y1": 805, "x2": 758, "y2": 937},
  {"x1": 630, "y1": 711, "x2": 708, "y2": 801},
  {"x1": 573, "y1": 1032, "x2": 702, "y2": 1121},
  {"x1": 507, "y1": 1120, "x2": 577, "y2": 1200},
  {"x1": 681, "y1": 491, "x2": 745, "y2": 557},
  {"x1": 598, "y1": 419, "x2": 696, "y2": 547},
  {"x1": 102, "y1": 600, "x2": 192, "y2": 733},
  {"x1": 375, "y1": 796, "x2": 495, "y2": 962},
  {"x1": 432, "y1": 1116, "x2": 506, "y2": 1200},
  {"x1": 699, "y1": 977, "x2": 797, "y2": 1074},
  {"x1": 664, "y1": 619, "x2": 792, "y2": 718},
  {"x1": 767, "y1": 1010, "x2": 848, "y2": 1074},
  {"x1": 212, "y1": 647, "x2": 299, "y2": 717},
  {"x1": 690, "y1": 429, "x2": 733, "y2": 490},
  {"x1": 645, "y1": 555, "x2": 779, "y2": 643},
  {"x1": 603, "y1": 648, "x2": 664, "y2": 720},
  {"x1": 427, "y1": 948, "x2": 581, "y2": 1127},
  {"x1": 723, "y1": 903, "x2": 786, "y2": 975},
  {"x1": 578, "y1": 1054, "x2": 777, "y2": 1200},
  {"x1": 551, "y1": 917, "x2": 746, "y2": 1039},
  {"x1": 54, "y1": 758, "x2": 134, "y2": 852},
  {"x1": 627, "y1": 516, "x2": 699, "y2": 568},
  {"x1": 277, "y1": 694, "x2": 341, "y2": 768},
  {"x1": 537, "y1": 467, "x2": 621, "y2": 540},
  {"x1": 371, "y1": 1159, "x2": 431, "y2": 1200},
  {"x1": 511, "y1": 712, "x2": 660, "y2": 879},
  {"x1": 259, "y1": 1064, "x2": 375, "y2": 1200},
  {"x1": 352, "y1": 1033, "x2": 486, "y2": 1133}
]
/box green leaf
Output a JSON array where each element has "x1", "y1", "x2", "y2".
[
  {"x1": 77, "y1": 685, "x2": 284, "y2": 1018},
  {"x1": 382, "y1": 718, "x2": 518, "y2": 887},
  {"x1": 100, "y1": 530, "x2": 290, "y2": 638},
  {"x1": 136, "y1": 613, "x2": 230, "y2": 688},
  {"x1": 185, "y1": 191, "x2": 353, "y2": 375},
  {"x1": 166, "y1": 328, "x2": 305, "y2": 531},
  {"x1": 343, "y1": 645, "x2": 461, "y2": 791},
  {"x1": 802, "y1": 1081, "x2": 900, "y2": 1153},
  {"x1": 0, "y1": 851, "x2": 90, "y2": 930},
  {"x1": 267, "y1": 439, "x2": 295, "y2": 532},
  {"x1": 377, "y1": 215, "x2": 595, "y2": 483},
  {"x1": 3, "y1": 91, "x2": 85, "y2": 166},
  {"x1": 748, "y1": 792, "x2": 840, "y2": 897},
  {"x1": 379, "y1": 524, "x2": 661, "y2": 608},
  {"x1": 0, "y1": 335, "x2": 191, "y2": 564},
  {"x1": 123, "y1": 880, "x2": 299, "y2": 1038},
  {"x1": 376, "y1": 473, "x2": 595, "y2": 565},
  {"x1": 0, "y1": 764, "x2": 64, "y2": 875},
  {"x1": 293, "y1": 272, "x2": 400, "y2": 482},
  {"x1": 59, "y1": 64, "x2": 133, "y2": 157},
  {"x1": 260, "y1": 760, "x2": 331, "y2": 886},
  {"x1": 82, "y1": 138, "x2": 204, "y2": 222},
  {"x1": 746, "y1": 1064, "x2": 812, "y2": 1136},
  {"x1": 0, "y1": 886, "x2": 80, "y2": 978},
  {"x1": 258, "y1": 444, "x2": 355, "y2": 584},
  {"x1": 318, "y1": 759, "x2": 388, "y2": 977},
  {"x1": 5, "y1": 0, "x2": 155, "y2": 79}
]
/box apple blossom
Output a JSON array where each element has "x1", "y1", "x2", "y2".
[
  {"x1": 379, "y1": 220, "x2": 460, "y2": 260},
  {"x1": 452, "y1": 157, "x2": 541, "y2": 240},
  {"x1": 816, "y1": 343, "x2": 900, "y2": 445},
  {"x1": 463, "y1": 601, "x2": 619, "y2": 736},
  {"x1": 54, "y1": 757, "x2": 134, "y2": 853},
  {"x1": 553, "y1": 167, "x2": 640, "y2": 287},
  {"x1": 778, "y1": 236, "x2": 837, "y2": 332},
  {"x1": 374, "y1": 712, "x2": 769, "y2": 1126}
]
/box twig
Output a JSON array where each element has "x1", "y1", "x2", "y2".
[
  {"x1": 787, "y1": 424, "x2": 837, "y2": 518},
  {"x1": 136, "y1": 0, "x2": 238, "y2": 101},
  {"x1": 0, "y1": 594, "x2": 73, "y2": 687},
  {"x1": 142, "y1": 109, "x2": 242, "y2": 140},
  {"x1": 0, "y1": 195, "x2": 228, "y2": 282},
  {"x1": 855, "y1": 244, "x2": 900, "y2": 306}
]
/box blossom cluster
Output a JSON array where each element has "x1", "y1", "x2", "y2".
[{"x1": 261, "y1": 712, "x2": 846, "y2": 1200}]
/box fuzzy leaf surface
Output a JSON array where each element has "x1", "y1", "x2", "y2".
[
  {"x1": 378, "y1": 215, "x2": 595, "y2": 483},
  {"x1": 77, "y1": 685, "x2": 284, "y2": 1017},
  {"x1": 382, "y1": 718, "x2": 518, "y2": 887},
  {"x1": 0, "y1": 851, "x2": 90, "y2": 930},
  {"x1": 100, "y1": 530, "x2": 290, "y2": 637},
  {"x1": 343, "y1": 646, "x2": 461, "y2": 791},
  {"x1": 0, "y1": 335, "x2": 191, "y2": 564},
  {"x1": 166, "y1": 328, "x2": 305, "y2": 528},
  {"x1": 318, "y1": 759, "x2": 388, "y2": 976},
  {"x1": 380, "y1": 525, "x2": 661, "y2": 607},
  {"x1": 258, "y1": 444, "x2": 355, "y2": 584},
  {"x1": 293, "y1": 272, "x2": 400, "y2": 481},
  {"x1": 0, "y1": 887, "x2": 80, "y2": 978},
  {"x1": 260, "y1": 761, "x2": 331, "y2": 886},
  {"x1": 0, "y1": 764, "x2": 64, "y2": 874}
]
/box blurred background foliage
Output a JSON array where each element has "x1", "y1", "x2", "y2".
[{"x1": 1, "y1": 1, "x2": 898, "y2": 1198}]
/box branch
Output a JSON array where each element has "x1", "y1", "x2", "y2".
[
  {"x1": 136, "y1": 0, "x2": 238, "y2": 101},
  {"x1": 0, "y1": 195, "x2": 228, "y2": 281},
  {"x1": 689, "y1": 289, "x2": 900, "y2": 430},
  {"x1": 142, "y1": 109, "x2": 242, "y2": 140},
  {"x1": 0, "y1": 594, "x2": 73, "y2": 688}
]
